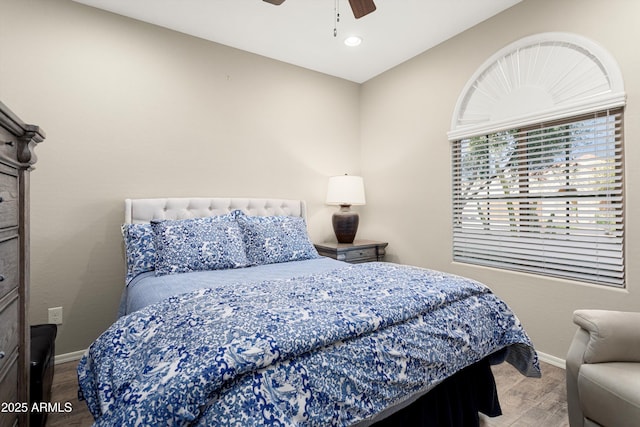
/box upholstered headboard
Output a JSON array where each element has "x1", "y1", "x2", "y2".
[{"x1": 124, "y1": 197, "x2": 307, "y2": 224}]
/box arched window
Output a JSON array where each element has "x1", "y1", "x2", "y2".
[{"x1": 448, "y1": 33, "x2": 626, "y2": 287}]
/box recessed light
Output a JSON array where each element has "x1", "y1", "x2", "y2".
[{"x1": 344, "y1": 36, "x2": 362, "y2": 47}]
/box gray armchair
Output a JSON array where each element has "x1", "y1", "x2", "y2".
[{"x1": 566, "y1": 309, "x2": 640, "y2": 427}]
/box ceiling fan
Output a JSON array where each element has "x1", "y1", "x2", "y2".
[{"x1": 263, "y1": 0, "x2": 376, "y2": 19}]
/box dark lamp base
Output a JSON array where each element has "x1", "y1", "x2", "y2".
[{"x1": 332, "y1": 205, "x2": 359, "y2": 243}]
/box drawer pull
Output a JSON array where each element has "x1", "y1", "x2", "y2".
[
  {"x1": 0, "y1": 351, "x2": 5, "y2": 359},
  {"x1": 0, "y1": 196, "x2": 3, "y2": 203},
  {"x1": 0, "y1": 275, "x2": 4, "y2": 282},
  {"x1": 4, "y1": 141, "x2": 14, "y2": 147}
]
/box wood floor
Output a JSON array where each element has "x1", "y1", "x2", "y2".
[
  {"x1": 481, "y1": 361, "x2": 569, "y2": 427},
  {"x1": 46, "y1": 361, "x2": 94, "y2": 427},
  {"x1": 46, "y1": 360, "x2": 568, "y2": 426}
]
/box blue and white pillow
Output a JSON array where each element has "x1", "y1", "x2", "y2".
[
  {"x1": 151, "y1": 214, "x2": 249, "y2": 276},
  {"x1": 121, "y1": 223, "x2": 155, "y2": 285},
  {"x1": 237, "y1": 214, "x2": 319, "y2": 266}
]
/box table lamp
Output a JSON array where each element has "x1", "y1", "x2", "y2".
[{"x1": 326, "y1": 174, "x2": 366, "y2": 243}]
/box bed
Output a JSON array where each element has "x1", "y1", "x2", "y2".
[{"x1": 77, "y1": 197, "x2": 540, "y2": 426}]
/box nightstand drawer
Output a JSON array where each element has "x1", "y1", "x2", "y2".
[
  {"x1": 0, "y1": 170, "x2": 18, "y2": 229},
  {"x1": 344, "y1": 247, "x2": 377, "y2": 262},
  {"x1": 315, "y1": 240, "x2": 388, "y2": 264}
]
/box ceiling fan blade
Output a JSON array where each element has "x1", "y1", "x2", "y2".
[
  {"x1": 348, "y1": 0, "x2": 376, "y2": 19},
  {"x1": 263, "y1": 0, "x2": 286, "y2": 5}
]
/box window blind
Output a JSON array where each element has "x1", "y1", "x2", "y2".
[{"x1": 451, "y1": 108, "x2": 624, "y2": 287}]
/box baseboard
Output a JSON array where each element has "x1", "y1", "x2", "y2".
[
  {"x1": 537, "y1": 351, "x2": 566, "y2": 369},
  {"x1": 54, "y1": 349, "x2": 86, "y2": 365}
]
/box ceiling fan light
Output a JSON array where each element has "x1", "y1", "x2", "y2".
[{"x1": 344, "y1": 36, "x2": 363, "y2": 47}]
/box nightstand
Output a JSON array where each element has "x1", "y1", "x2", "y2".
[{"x1": 314, "y1": 240, "x2": 388, "y2": 264}]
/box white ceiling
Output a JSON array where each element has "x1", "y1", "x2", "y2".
[{"x1": 72, "y1": 0, "x2": 521, "y2": 83}]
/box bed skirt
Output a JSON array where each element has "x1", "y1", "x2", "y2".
[{"x1": 372, "y1": 358, "x2": 501, "y2": 426}]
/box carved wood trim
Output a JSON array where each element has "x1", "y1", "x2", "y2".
[
  {"x1": 0, "y1": 102, "x2": 45, "y2": 169},
  {"x1": 17, "y1": 128, "x2": 44, "y2": 166}
]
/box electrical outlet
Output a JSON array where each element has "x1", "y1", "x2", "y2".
[{"x1": 48, "y1": 306, "x2": 63, "y2": 325}]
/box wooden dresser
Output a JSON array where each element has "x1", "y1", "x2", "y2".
[{"x1": 0, "y1": 101, "x2": 45, "y2": 427}]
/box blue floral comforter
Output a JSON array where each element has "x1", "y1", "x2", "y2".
[{"x1": 78, "y1": 262, "x2": 540, "y2": 426}]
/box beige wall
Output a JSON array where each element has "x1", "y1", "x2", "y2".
[
  {"x1": 0, "y1": 0, "x2": 360, "y2": 354},
  {"x1": 1, "y1": 0, "x2": 638, "y2": 361},
  {"x1": 360, "y1": 0, "x2": 640, "y2": 360}
]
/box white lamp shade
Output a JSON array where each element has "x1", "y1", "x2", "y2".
[{"x1": 326, "y1": 175, "x2": 366, "y2": 206}]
